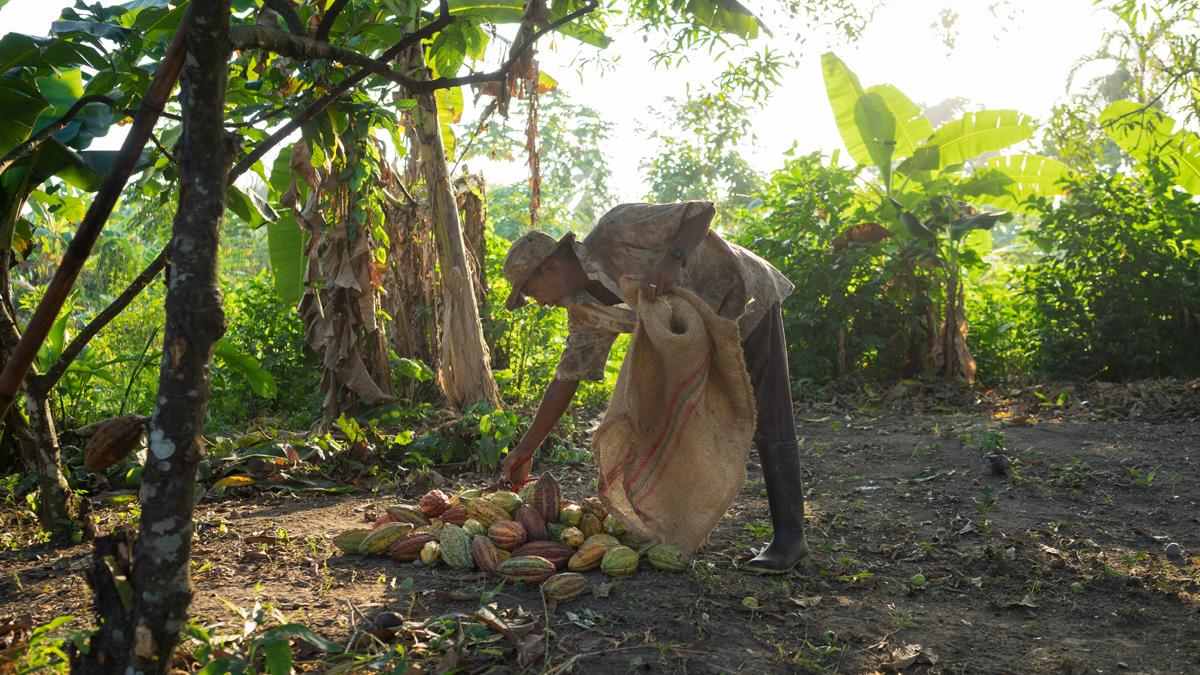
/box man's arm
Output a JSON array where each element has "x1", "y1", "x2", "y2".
[
  {"x1": 641, "y1": 201, "x2": 716, "y2": 302},
  {"x1": 500, "y1": 377, "x2": 580, "y2": 484}
]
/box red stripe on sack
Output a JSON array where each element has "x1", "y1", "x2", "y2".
[
  {"x1": 631, "y1": 362, "x2": 709, "y2": 508},
  {"x1": 623, "y1": 352, "x2": 711, "y2": 494},
  {"x1": 601, "y1": 352, "x2": 711, "y2": 489}
]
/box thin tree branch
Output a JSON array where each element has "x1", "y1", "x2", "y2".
[
  {"x1": 0, "y1": 7, "x2": 194, "y2": 422},
  {"x1": 229, "y1": 0, "x2": 598, "y2": 96},
  {"x1": 28, "y1": 248, "x2": 170, "y2": 399},
  {"x1": 410, "y1": 0, "x2": 599, "y2": 93},
  {"x1": 149, "y1": 131, "x2": 177, "y2": 164},
  {"x1": 0, "y1": 95, "x2": 115, "y2": 175},
  {"x1": 315, "y1": 0, "x2": 351, "y2": 41},
  {"x1": 227, "y1": 0, "x2": 454, "y2": 181},
  {"x1": 262, "y1": 0, "x2": 306, "y2": 36}
]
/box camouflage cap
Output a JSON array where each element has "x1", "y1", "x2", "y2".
[{"x1": 503, "y1": 230, "x2": 575, "y2": 310}]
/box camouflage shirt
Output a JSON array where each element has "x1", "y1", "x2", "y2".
[{"x1": 554, "y1": 201, "x2": 794, "y2": 382}]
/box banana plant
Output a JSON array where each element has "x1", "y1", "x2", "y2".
[{"x1": 820, "y1": 52, "x2": 1070, "y2": 382}]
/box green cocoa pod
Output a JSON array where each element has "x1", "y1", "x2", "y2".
[
  {"x1": 497, "y1": 555, "x2": 556, "y2": 584},
  {"x1": 333, "y1": 528, "x2": 371, "y2": 554},
  {"x1": 439, "y1": 524, "x2": 475, "y2": 571},
  {"x1": 603, "y1": 514, "x2": 626, "y2": 537},
  {"x1": 559, "y1": 504, "x2": 583, "y2": 527},
  {"x1": 542, "y1": 572, "x2": 587, "y2": 602},
  {"x1": 463, "y1": 518, "x2": 486, "y2": 537},
  {"x1": 488, "y1": 490, "x2": 522, "y2": 514},
  {"x1": 600, "y1": 545, "x2": 638, "y2": 577},
  {"x1": 646, "y1": 543, "x2": 687, "y2": 571}
]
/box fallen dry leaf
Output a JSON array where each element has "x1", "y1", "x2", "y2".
[
  {"x1": 790, "y1": 596, "x2": 823, "y2": 609},
  {"x1": 882, "y1": 643, "x2": 939, "y2": 672}
]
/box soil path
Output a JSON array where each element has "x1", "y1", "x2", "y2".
[{"x1": 3, "y1": 408, "x2": 1198, "y2": 673}]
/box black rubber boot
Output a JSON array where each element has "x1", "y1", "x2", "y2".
[{"x1": 746, "y1": 439, "x2": 811, "y2": 574}]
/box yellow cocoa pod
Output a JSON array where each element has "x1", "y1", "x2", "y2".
[
  {"x1": 582, "y1": 534, "x2": 620, "y2": 550},
  {"x1": 567, "y1": 544, "x2": 606, "y2": 572},
  {"x1": 579, "y1": 513, "x2": 603, "y2": 538},
  {"x1": 358, "y1": 522, "x2": 413, "y2": 555},
  {"x1": 467, "y1": 499, "x2": 510, "y2": 529},
  {"x1": 419, "y1": 541, "x2": 441, "y2": 566}
]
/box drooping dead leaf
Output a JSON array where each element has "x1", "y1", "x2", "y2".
[
  {"x1": 435, "y1": 647, "x2": 459, "y2": 674},
  {"x1": 833, "y1": 222, "x2": 894, "y2": 252},
  {"x1": 517, "y1": 632, "x2": 546, "y2": 669}
]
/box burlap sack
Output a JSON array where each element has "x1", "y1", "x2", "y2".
[{"x1": 593, "y1": 283, "x2": 756, "y2": 554}]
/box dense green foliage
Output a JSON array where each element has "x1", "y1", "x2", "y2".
[{"x1": 1022, "y1": 168, "x2": 1200, "y2": 380}]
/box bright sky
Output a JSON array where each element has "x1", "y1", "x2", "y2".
[{"x1": 1, "y1": 0, "x2": 1119, "y2": 201}]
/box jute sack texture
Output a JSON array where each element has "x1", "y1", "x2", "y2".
[{"x1": 593, "y1": 283, "x2": 756, "y2": 555}]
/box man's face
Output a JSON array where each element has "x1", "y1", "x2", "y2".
[{"x1": 521, "y1": 259, "x2": 572, "y2": 307}]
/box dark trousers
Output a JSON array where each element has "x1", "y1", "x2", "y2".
[{"x1": 741, "y1": 303, "x2": 797, "y2": 446}]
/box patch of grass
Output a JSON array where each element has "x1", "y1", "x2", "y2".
[
  {"x1": 1049, "y1": 454, "x2": 1098, "y2": 488},
  {"x1": 745, "y1": 519, "x2": 773, "y2": 539},
  {"x1": 911, "y1": 443, "x2": 939, "y2": 462}
]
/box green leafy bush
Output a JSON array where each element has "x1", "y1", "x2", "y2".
[
  {"x1": 210, "y1": 271, "x2": 322, "y2": 430},
  {"x1": 1022, "y1": 168, "x2": 1200, "y2": 380},
  {"x1": 735, "y1": 152, "x2": 936, "y2": 382}
]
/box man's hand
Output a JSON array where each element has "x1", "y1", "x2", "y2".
[
  {"x1": 500, "y1": 445, "x2": 535, "y2": 486},
  {"x1": 641, "y1": 256, "x2": 683, "y2": 303}
]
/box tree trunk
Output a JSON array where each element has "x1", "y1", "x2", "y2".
[
  {"x1": 406, "y1": 52, "x2": 500, "y2": 409},
  {"x1": 0, "y1": 250, "x2": 75, "y2": 532},
  {"x1": 80, "y1": 1, "x2": 232, "y2": 669}
]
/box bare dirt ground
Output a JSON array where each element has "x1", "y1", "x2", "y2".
[{"x1": 2, "y1": 381, "x2": 1199, "y2": 673}]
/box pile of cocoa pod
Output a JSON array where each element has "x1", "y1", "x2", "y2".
[{"x1": 331, "y1": 473, "x2": 687, "y2": 602}]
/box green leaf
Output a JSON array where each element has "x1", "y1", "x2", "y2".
[
  {"x1": 213, "y1": 339, "x2": 277, "y2": 398},
  {"x1": 268, "y1": 143, "x2": 293, "y2": 199},
  {"x1": 396, "y1": 357, "x2": 434, "y2": 382},
  {"x1": 267, "y1": 210, "x2": 307, "y2": 305},
  {"x1": 429, "y1": 24, "x2": 467, "y2": 78},
  {"x1": 226, "y1": 185, "x2": 276, "y2": 227},
  {"x1": 436, "y1": 87, "x2": 463, "y2": 160},
  {"x1": 957, "y1": 167, "x2": 1014, "y2": 198},
  {"x1": 34, "y1": 68, "x2": 84, "y2": 110},
  {"x1": 35, "y1": 307, "x2": 71, "y2": 372},
  {"x1": 0, "y1": 80, "x2": 49, "y2": 157},
  {"x1": 549, "y1": 0, "x2": 611, "y2": 47},
  {"x1": 962, "y1": 229, "x2": 993, "y2": 259},
  {"x1": 1100, "y1": 101, "x2": 1200, "y2": 195},
  {"x1": 0, "y1": 33, "x2": 45, "y2": 73},
  {"x1": 865, "y1": 84, "x2": 932, "y2": 161},
  {"x1": 685, "y1": 0, "x2": 763, "y2": 39},
  {"x1": 257, "y1": 624, "x2": 343, "y2": 652},
  {"x1": 820, "y1": 52, "x2": 871, "y2": 166},
  {"x1": 983, "y1": 154, "x2": 1071, "y2": 210},
  {"x1": 853, "y1": 91, "x2": 895, "y2": 189},
  {"x1": 950, "y1": 210, "x2": 1011, "y2": 240},
  {"x1": 262, "y1": 639, "x2": 293, "y2": 675},
  {"x1": 923, "y1": 110, "x2": 1036, "y2": 169},
  {"x1": 449, "y1": 0, "x2": 612, "y2": 47},
  {"x1": 51, "y1": 19, "x2": 137, "y2": 43}
]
